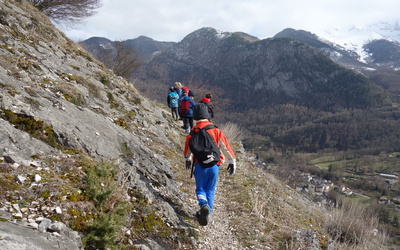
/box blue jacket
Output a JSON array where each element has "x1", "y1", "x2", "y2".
[
  {"x1": 175, "y1": 88, "x2": 182, "y2": 98},
  {"x1": 167, "y1": 91, "x2": 179, "y2": 108},
  {"x1": 179, "y1": 96, "x2": 195, "y2": 117}
]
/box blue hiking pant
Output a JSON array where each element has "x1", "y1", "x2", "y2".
[{"x1": 194, "y1": 163, "x2": 219, "y2": 213}]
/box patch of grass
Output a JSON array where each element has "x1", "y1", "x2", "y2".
[
  {"x1": 323, "y1": 197, "x2": 388, "y2": 247},
  {"x1": 107, "y1": 91, "x2": 122, "y2": 109},
  {"x1": 75, "y1": 49, "x2": 93, "y2": 62},
  {"x1": 54, "y1": 83, "x2": 86, "y2": 106},
  {"x1": 0, "y1": 108, "x2": 64, "y2": 149},
  {"x1": 120, "y1": 142, "x2": 134, "y2": 158},
  {"x1": 114, "y1": 110, "x2": 136, "y2": 130},
  {"x1": 99, "y1": 74, "x2": 110, "y2": 87}
]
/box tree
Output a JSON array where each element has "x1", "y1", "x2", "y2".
[
  {"x1": 27, "y1": 0, "x2": 102, "y2": 26},
  {"x1": 87, "y1": 40, "x2": 142, "y2": 79},
  {"x1": 111, "y1": 41, "x2": 142, "y2": 79}
]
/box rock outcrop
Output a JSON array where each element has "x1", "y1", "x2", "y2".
[{"x1": 0, "y1": 1, "x2": 191, "y2": 248}]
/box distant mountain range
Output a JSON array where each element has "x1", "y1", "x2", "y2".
[
  {"x1": 80, "y1": 25, "x2": 400, "y2": 154},
  {"x1": 80, "y1": 24, "x2": 400, "y2": 110},
  {"x1": 81, "y1": 21, "x2": 400, "y2": 69}
]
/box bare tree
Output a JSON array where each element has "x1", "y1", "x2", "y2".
[
  {"x1": 112, "y1": 41, "x2": 142, "y2": 79},
  {"x1": 27, "y1": 0, "x2": 102, "y2": 26},
  {"x1": 81, "y1": 40, "x2": 142, "y2": 79}
]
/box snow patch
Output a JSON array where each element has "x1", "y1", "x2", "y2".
[{"x1": 314, "y1": 21, "x2": 400, "y2": 64}]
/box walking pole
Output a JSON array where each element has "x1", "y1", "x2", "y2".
[{"x1": 190, "y1": 160, "x2": 195, "y2": 178}]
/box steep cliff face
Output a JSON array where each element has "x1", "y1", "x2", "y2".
[{"x1": 0, "y1": 1, "x2": 190, "y2": 248}]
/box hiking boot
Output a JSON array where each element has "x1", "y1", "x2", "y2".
[{"x1": 196, "y1": 204, "x2": 209, "y2": 226}]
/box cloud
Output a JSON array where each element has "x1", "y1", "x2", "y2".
[{"x1": 62, "y1": 0, "x2": 400, "y2": 42}]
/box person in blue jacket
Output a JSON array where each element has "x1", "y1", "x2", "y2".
[
  {"x1": 179, "y1": 89, "x2": 195, "y2": 134},
  {"x1": 167, "y1": 87, "x2": 179, "y2": 120}
]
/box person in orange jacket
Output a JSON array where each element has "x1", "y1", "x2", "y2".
[{"x1": 183, "y1": 103, "x2": 236, "y2": 226}]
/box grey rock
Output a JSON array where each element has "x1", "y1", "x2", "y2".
[
  {"x1": 15, "y1": 175, "x2": 26, "y2": 184},
  {"x1": 48, "y1": 221, "x2": 67, "y2": 234},
  {"x1": 38, "y1": 218, "x2": 51, "y2": 233},
  {"x1": 0, "y1": 1, "x2": 189, "y2": 249},
  {"x1": 0, "y1": 220, "x2": 80, "y2": 250}
]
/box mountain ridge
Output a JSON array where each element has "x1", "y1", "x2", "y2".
[
  {"x1": 0, "y1": 1, "x2": 396, "y2": 248},
  {"x1": 130, "y1": 27, "x2": 390, "y2": 110}
]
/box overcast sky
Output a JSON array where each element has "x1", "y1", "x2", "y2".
[{"x1": 61, "y1": 0, "x2": 399, "y2": 42}]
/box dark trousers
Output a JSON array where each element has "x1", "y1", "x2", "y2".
[
  {"x1": 171, "y1": 107, "x2": 179, "y2": 120},
  {"x1": 182, "y1": 116, "x2": 193, "y2": 130}
]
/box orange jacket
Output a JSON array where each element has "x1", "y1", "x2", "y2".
[{"x1": 184, "y1": 120, "x2": 236, "y2": 165}]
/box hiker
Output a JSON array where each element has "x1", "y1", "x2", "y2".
[
  {"x1": 179, "y1": 89, "x2": 195, "y2": 134},
  {"x1": 181, "y1": 86, "x2": 195, "y2": 100},
  {"x1": 200, "y1": 93, "x2": 214, "y2": 121},
  {"x1": 174, "y1": 82, "x2": 183, "y2": 97},
  {"x1": 183, "y1": 103, "x2": 236, "y2": 226},
  {"x1": 188, "y1": 89, "x2": 195, "y2": 100},
  {"x1": 167, "y1": 87, "x2": 179, "y2": 120}
]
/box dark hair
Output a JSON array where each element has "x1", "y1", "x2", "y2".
[{"x1": 205, "y1": 93, "x2": 212, "y2": 99}]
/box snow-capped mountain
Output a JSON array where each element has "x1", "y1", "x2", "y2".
[
  {"x1": 275, "y1": 21, "x2": 400, "y2": 70},
  {"x1": 316, "y1": 21, "x2": 400, "y2": 64}
]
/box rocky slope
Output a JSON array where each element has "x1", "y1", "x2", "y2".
[
  {"x1": 0, "y1": 1, "x2": 190, "y2": 248},
  {"x1": 0, "y1": 1, "x2": 392, "y2": 249}
]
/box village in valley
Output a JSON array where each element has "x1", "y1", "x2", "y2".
[{"x1": 295, "y1": 169, "x2": 400, "y2": 211}]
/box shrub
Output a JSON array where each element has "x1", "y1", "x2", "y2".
[
  {"x1": 219, "y1": 122, "x2": 245, "y2": 143},
  {"x1": 83, "y1": 160, "x2": 130, "y2": 249},
  {"x1": 324, "y1": 197, "x2": 388, "y2": 247}
]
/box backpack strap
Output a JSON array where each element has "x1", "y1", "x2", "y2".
[
  {"x1": 203, "y1": 124, "x2": 217, "y2": 130},
  {"x1": 190, "y1": 124, "x2": 217, "y2": 134}
]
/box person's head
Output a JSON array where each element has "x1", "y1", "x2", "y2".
[
  {"x1": 182, "y1": 89, "x2": 188, "y2": 96},
  {"x1": 169, "y1": 87, "x2": 175, "y2": 92},
  {"x1": 193, "y1": 103, "x2": 210, "y2": 120},
  {"x1": 181, "y1": 86, "x2": 189, "y2": 94},
  {"x1": 205, "y1": 93, "x2": 212, "y2": 99},
  {"x1": 175, "y1": 82, "x2": 182, "y2": 89}
]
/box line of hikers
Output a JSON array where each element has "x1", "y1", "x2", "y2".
[
  {"x1": 167, "y1": 81, "x2": 214, "y2": 134},
  {"x1": 167, "y1": 81, "x2": 237, "y2": 227}
]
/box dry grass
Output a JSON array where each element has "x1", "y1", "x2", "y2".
[
  {"x1": 323, "y1": 197, "x2": 389, "y2": 249},
  {"x1": 219, "y1": 156, "x2": 328, "y2": 249},
  {"x1": 218, "y1": 122, "x2": 245, "y2": 143},
  {"x1": 216, "y1": 145, "x2": 393, "y2": 249}
]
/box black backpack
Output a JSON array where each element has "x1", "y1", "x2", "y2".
[{"x1": 189, "y1": 125, "x2": 221, "y2": 168}]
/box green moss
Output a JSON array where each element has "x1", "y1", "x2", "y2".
[
  {"x1": 70, "y1": 215, "x2": 88, "y2": 231},
  {"x1": 55, "y1": 83, "x2": 86, "y2": 106},
  {"x1": 99, "y1": 74, "x2": 110, "y2": 86},
  {"x1": 40, "y1": 190, "x2": 51, "y2": 199},
  {"x1": 70, "y1": 65, "x2": 80, "y2": 71},
  {"x1": 0, "y1": 108, "x2": 66, "y2": 149},
  {"x1": 49, "y1": 214, "x2": 62, "y2": 222},
  {"x1": 114, "y1": 118, "x2": 129, "y2": 130},
  {"x1": 106, "y1": 91, "x2": 122, "y2": 109},
  {"x1": 1, "y1": 44, "x2": 14, "y2": 54},
  {"x1": 67, "y1": 189, "x2": 88, "y2": 202},
  {"x1": 0, "y1": 175, "x2": 20, "y2": 192},
  {"x1": 120, "y1": 142, "x2": 134, "y2": 158}
]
